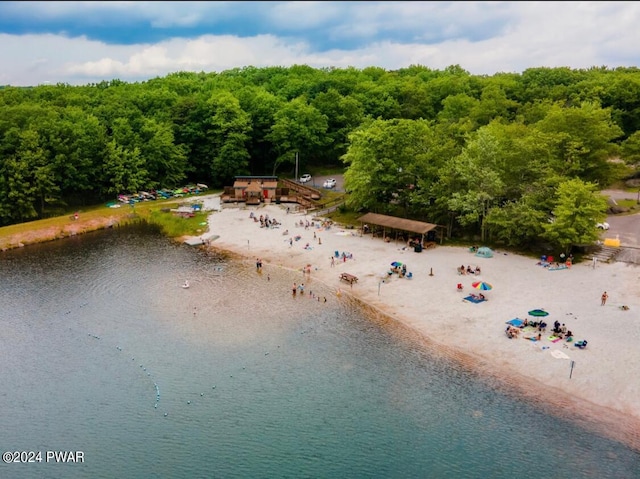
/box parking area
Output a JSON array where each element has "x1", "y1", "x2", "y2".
[
  {"x1": 601, "y1": 190, "x2": 640, "y2": 248},
  {"x1": 603, "y1": 214, "x2": 640, "y2": 247},
  {"x1": 300, "y1": 174, "x2": 345, "y2": 192}
]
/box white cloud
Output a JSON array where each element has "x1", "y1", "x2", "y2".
[
  {"x1": 1, "y1": 2, "x2": 639, "y2": 86},
  {"x1": 267, "y1": 1, "x2": 345, "y2": 31}
]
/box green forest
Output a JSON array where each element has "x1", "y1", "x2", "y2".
[{"x1": 2, "y1": 64, "x2": 640, "y2": 250}]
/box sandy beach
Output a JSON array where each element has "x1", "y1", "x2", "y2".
[{"x1": 197, "y1": 199, "x2": 640, "y2": 449}]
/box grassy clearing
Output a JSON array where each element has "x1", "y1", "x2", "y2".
[
  {"x1": 148, "y1": 209, "x2": 209, "y2": 237},
  {"x1": 0, "y1": 195, "x2": 210, "y2": 250},
  {"x1": 615, "y1": 198, "x2": 638, "y2": 208},
  {"x1": 610, "y1": 198, "x2": 640, "y2": 216}
]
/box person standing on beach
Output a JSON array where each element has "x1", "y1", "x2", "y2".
[
  {"x1": 292, "y1": 283, "x2": 297, "y2": 295},
  {"x1": 330, "y1": 256, "x2": 335, "y2": 267},
  {"x1": 601, "y1": 291, "x2": 608, "y2": 306}
]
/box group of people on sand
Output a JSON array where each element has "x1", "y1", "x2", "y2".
[
  {"x1": 506, "y1": 316, "x2": 577, "y2": 343},
  {"x1": 506, "y1": 318, "x2": 539, "y2": 340},
  {"x1": 458, "y1": 264, "x2": 481, "y2": 275},
  {"x1": 551, "y1": 320, "x2": 573, "y2": 341},
  {"x1": 505, "y1": 325, "x2": 520, "y2": 338},
  {"x1": 390, "y1": 263, "x2": 408, "y2": 277},
  {"x1": 249, "y1": 211, "x2": 281, "y2": 228},
  {"x1": 468, "y1": 292, "x2": 486, "y2": 301}
]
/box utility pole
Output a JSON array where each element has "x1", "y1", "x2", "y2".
[{"x1": 295, "y1": 152, "x2": 299, "y2": 182}]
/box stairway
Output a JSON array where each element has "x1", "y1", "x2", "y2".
[{"x1": 590, "y1": 245, "x2": 621, "y2": 263}]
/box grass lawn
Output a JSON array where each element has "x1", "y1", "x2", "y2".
[{"x1": 0, "y1": 194, "x2": 213, "y2": 250}]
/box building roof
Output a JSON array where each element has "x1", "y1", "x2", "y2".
[
  {"x1": 233, "y1": 178, "x2": 278, "y2": 189},
  {"x1": 245, "y1": 182, "x2": 263, "y2": 192},
  {"x1": 234, "y1": 176, "x2": 278, "y2": 180},
  {"x1": 356, "y1": 213, "x2": 438, "y2": 235}
]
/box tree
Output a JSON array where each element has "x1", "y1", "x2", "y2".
[
  {"x1": 139, "y1": 118, "x2": 188, "y2": 188},
  {"x1": 433, "y1": 128, "x2": 505, "y2": 240},
  {"x1": 171, "y1": 93, "x2": 214, "y2": 184},
  {"x1": 266, "y1": 97, "x2": 329, "y2": 175},
  {"x1": 342, "y1": 119, "x2": 440, "y2": 215},
  {"x1": 535, "y1": 101, "x2": 624, "y2": 184},
  {"x1": 236, "y1": 86, "x2": 283, "y2": 174},
  {"x1": 485, "y1": 194, "x2": 549, "y2": 248},
  {"x1": 620, "y1": 131, "x2": 640, "y2": 166},
  {"x1": 542, "y1": 178, "x2": 608, "y2": 253},
  {"x1": 469, "y1": 82, "x2": 519, "y2": 126},
  {"x1": 102, "y1": 140, "x2": 148, "y2": 195},
  {"x1": 311, "y1": 88, "x2": 364, "y2": 164},
  {"x1": 206, "y1": 91, "x2": 252, "y2": 185}
]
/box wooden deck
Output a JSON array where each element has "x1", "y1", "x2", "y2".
[{"x1": 339, "y1": 273, "x2": 358, "y2": 285}]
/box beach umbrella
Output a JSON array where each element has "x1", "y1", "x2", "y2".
[
  {"x1": 528, "y1": 309, "x2": 549, "y2": 317},
  {"x1": 391, "y1": 261, "x2": 403, "y2": 267},
  {"x1": 472, "y1": 281, "x2": 492, "y2": 291}
]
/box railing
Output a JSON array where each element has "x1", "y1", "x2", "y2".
[
  {"x1": 312, "y1": 194, "x2": 346, "y2": 217},
  {"x1": 280, "y1": 178, "x2": 321, "y2": 198}
]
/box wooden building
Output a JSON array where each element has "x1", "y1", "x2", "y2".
[{"x1": 222, "y1": 176, "x2": 279, "y2": 203}]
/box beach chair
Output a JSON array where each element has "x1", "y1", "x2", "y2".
[{"x1": 406, "y1": 272, "x2": 413, "y2": 279}]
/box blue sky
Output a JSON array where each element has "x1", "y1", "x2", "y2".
[{"x1": 1, "y1": 1, "x2": 639, "y2": 86}]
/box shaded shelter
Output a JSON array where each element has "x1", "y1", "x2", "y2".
[{"x1": 357, "y1": 213, "x2": 441, "y2": 246}]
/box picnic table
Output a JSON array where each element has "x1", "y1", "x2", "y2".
[{"x1": 339, "y1": 273, "x2": 358, "y2": 285}]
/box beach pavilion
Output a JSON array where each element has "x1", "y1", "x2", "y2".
[{"x1": 356, "y1": 213, "x2": 442, "y2": 248}]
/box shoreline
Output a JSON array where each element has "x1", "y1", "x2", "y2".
[
  {"x1": 3, "y1": 196, "x2": 638, "y2": 450},
  {"x1": 203, "y1": 201, "x2": 640, "y2": 452}
]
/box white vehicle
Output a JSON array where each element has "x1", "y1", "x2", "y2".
[
  {"x1": 596, "y1": 222, "x2": 610, "y2": 230},
  {"x1": 299, "y1": 174, "x2": 312, "y2": 183},
  {"x1": 323, "y1": 178, "x2": 337, "y2": 189}
]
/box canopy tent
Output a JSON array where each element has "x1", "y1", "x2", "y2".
[
  {"x1": 475, "y1": 246, "x2": 494, "y2": 258},
  {"x1": 356, "y1": 213, "x2": 440, "y2": 245}
]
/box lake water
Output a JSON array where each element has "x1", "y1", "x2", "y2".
[{"x1": 0, "y1": 223, "x2": 638, "y2": 479}]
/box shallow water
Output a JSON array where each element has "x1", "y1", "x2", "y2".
[{"x1": 0, "y1": 223, "x2": 638, "y2": 478}]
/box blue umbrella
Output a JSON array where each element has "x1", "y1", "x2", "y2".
[{"x1": 391, "y1": 261, "x2": 403, "y2": 267}]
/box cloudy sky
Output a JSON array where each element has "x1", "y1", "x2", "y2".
[{"x1": 1, "y1": 1, "x2": 639, "y2": 87}]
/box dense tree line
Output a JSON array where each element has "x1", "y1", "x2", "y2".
[{"x1": 1, "y1": 64, "x2": 639, "y2": 250}]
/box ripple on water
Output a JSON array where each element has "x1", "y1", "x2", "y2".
[{"x1": 0, "y1": 224, "x2": 638, "y2": 478}]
